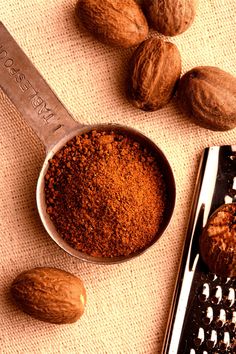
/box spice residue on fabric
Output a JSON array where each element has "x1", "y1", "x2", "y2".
[{"x1": 44, "y1": 130, "x2": 166, "y2": 257}]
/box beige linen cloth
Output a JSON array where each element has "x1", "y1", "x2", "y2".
[{"x1": 0, "y1": 0, "x2": 236, "y2": 353}]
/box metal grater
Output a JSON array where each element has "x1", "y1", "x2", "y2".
[{"x1": 162, "y1": 145, "x2": 236, "y2": 354}]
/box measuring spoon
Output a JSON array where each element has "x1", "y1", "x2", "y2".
[{"x1": 0, "y1": 22, "x2": 176, "y2": 264}]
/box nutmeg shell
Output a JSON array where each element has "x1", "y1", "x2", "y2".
[
  {"x1": 143, "y1": 0, "x2": 198, "y2": 36},
  {"x1": 127, "y1": 37, "x2": 181, "y2": 111},
  {"x1": 75, "y1": 0, "x2": 148, "y2": 48},
  {"x1": 11, "y1": 267, "x2": 86, "y2": 324},
  {"x1": 178, "y1": 66, "x2": 236, "y2": 131},
  {"x1": 199, "y1": 204, "x2": 236, "y2": 278}
]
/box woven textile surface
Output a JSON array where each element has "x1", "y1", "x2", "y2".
[{"x1": 0, "y1": 0, "x2": 236, "y2": 353}]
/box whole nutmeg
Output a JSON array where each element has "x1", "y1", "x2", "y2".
[
  {"x1": 178, "y1": 66, "x2": 236, "y2": 131},
  {"x1": 143, "y1": 0, "x2": 198, "y2": 36},
  {"x1": 127, "y1": 37, "x2": 181, "y2": 111},
  {"x1": 199, "y1": 204, "x2": 236, "y2": 278},
  {"x1": 11, "y1": 267, "x2": 86, "y2": 324},
  {"x1": 75, "y1": 0, "x2": 148, "y2": 48}
]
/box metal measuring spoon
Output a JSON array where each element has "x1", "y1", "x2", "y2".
[{"x1": 0, "y1": 22, "x2": 176, "y2": 264}]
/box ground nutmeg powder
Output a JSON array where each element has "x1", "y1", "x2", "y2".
[{"x1": 44, "y1": 130, "x2": 166, "y2": 257}]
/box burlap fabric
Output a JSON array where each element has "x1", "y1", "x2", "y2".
[{"x1": 0, "y1": 1, "x2": 236, "y2": 353}]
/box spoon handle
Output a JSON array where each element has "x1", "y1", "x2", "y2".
[{"x1": 0, "y1": 22, "x2": 81, "y2": 151}]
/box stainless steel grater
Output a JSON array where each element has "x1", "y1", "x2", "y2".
[{"x1": 162, "y1": 145, "x2": 236, "y2": 354}]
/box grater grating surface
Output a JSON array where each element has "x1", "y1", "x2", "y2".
[{"x1": 162, "y1": 145, "x2": 236, "y2": 354}]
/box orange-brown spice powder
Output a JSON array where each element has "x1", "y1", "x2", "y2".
[{"x1": 44, "y1": 130, "x2": 166, "y2": 257}]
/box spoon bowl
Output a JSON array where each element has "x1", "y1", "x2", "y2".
[{"x1": 37, "y1": 123, "x2": 176, "y2": 264}]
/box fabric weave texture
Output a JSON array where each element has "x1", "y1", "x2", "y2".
[{"x1": 0, "y1": 0, "x2": 236, "y2": 353}]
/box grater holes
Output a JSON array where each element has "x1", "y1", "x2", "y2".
[
  {"x1": 211, "y1": 286, "x2": 223, "y2": 305},
  {"x1": 215, "y1": 308, "x2": 226, "y2": 328},
  {"x1": 203, "y1": 306, "x2": 214, "y2": 326},
  {"x1": 223, "y1": 287, "x2": 235, "y2": 307},
  {"x1": 190, "y1": 277, "x2": 236, "y2": 352},
  {"x1": 198, "y1": 283, "x2": 210, "y2": 302},
  {"x1": 218, "y1": 331, "x2": 231, "y2": 351}
]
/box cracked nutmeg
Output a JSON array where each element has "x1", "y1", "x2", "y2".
[{"x1": 199, "y1": 203, "x2": 236, "y2": 278}]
